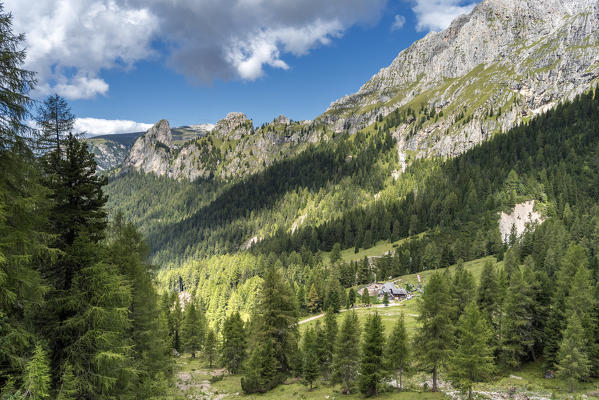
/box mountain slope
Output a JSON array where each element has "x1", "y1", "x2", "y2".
[{"x1": 318, "y1": 0, "x2": 599, "y2": 157}]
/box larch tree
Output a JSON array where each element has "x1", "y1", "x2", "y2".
[
  {"x1": 386, "y1": 313, "x2": 410, "y2": 391},
  {"x1": 302, "y1": 327, "x2": 319, "y2": 390},
  {"x1": 415, "y1": 272, "x2": 454, "y2": 392},
  {"x1": 181, "y1": 300, "x2": 205, "y2": 359},
  {"x1": 449, "y1": 302, "x2": 494, "y2": 400},
  {"x1": 359, "y1": 312, "x2": 386, "y2": 397},
  {"x1": 332, "y1": 311, "x2": 361, "y2": 394},
  {"x1": 221, "y1": 311, "x2": 247, "y2": 374},
  {"x1": 556, "y1": 315, "x2": 591, "y2": 392}
]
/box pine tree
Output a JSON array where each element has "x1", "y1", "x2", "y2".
[
  {"x1": 361, "y1": 289, "x2": 371, "y2": 307},
  {"x1": 306, "y1": 283, "x2": 321, "y2": 313},
  {"x1": 477, "y1": 260, "x2": 501, "y2": 325},
  {"x1": 171, "y1": 295, "x2": 183, "y2": 352},
  {"x1": 451, "y1": 260, "x2": 476, "y2": 321},
  {"x1": 415, "y1": 272, "x2": 454, "y2": 392},
  {"x1": 348, "y1": 288, "x2": 356, "y2": 309},
  {"x1": 241, "y1": 266, "x2": 298, "y2": 393},
  {"x1": 332, "y1": 311, "x2": 361, "y2": 394},
  {"x1": 221, "y1": 312, "x2": 247, "y2": 374},
  {"x1": 556, "y1": 315, "x2": 591, "y2": 392},
  {"x1": 34, "y1": 95, "x2": 76, "y2": 153},
  {"x1": 500, "y1": 267, "x2": 534, "y2": 369},
  {"x1": 301, "y1": 327, "x2": 319, "y2": 390},
  {"x1": 449, "y1": 302, "x2": 494, "y2": 400},
  {"x1": 204, "y1": 329, "x2": 217, "y2": 368},
  {"x1": 386, "y1": 313, "x2": 410, "y2": 391},
  {"x1": 322, "y1": 309, "x2": 338, "y2": 379},
  {"x1": 181, "y1": 301, "x2": 205, "y2": 358},
  {"x1": 56, "y1": 363, "x2": 78, "y2": 400},
  {"x1": 359, "y1": 312, "x2": 386, "y2": 396},
  {"x1": 23, "y1": 344, "x2": 51, "y2": 400}
]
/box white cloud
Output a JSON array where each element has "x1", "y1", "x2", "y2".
[
  {"x1": 391, "y1": 15, "x2": 406, "y2": 31},
  {"x1": 6, "y1": 0, "x2": 387, "y2": 95},
  {"x1": 409, "y1": 0, "x2": 479, "y2": 32},
  {"x1": 75, "y1": 118, "x2": 153, "y2": 135}
]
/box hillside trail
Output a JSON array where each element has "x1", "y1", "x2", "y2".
[{"x1": 298, "y1": 298, "x2": 415, "y2": 325}]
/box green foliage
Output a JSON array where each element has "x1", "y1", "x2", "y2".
[
  {"x1": 449, "y1": 302, "x2": 494, "y2": 399},
  {"x1": 556, "y1": 315, "x2": 591, "y2": 392},
  {"x1": 359, "y1": 312, "x2": 386, "y2": 396},
  {"x1": 22, "y1": 344, "x2": 50, "y2": 400},
  {"x1": 415, "y1": 272, "x2": 453, "y2": 392},
  {"x1": 332, "y1": 311, "x2": 361, "y2": 394},
  {"x1": 385, "y1": 313, "x2": 410, "y2": 391},
  {"x1": 181, "y1": 301, "x2": 205, "y2": 359},
  {"x1": 301, "y1": 327, "x2": 319, "y2": 390},
  {"x1": 221, "y1": 312, "x2": 247, "y2": 374},
  {"x1": 204, "y1": 329, "x2": 217, "y2": 368}
]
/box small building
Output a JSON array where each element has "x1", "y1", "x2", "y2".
[{"x1": 377, "y1": 282, "x2": 408, "y2": 301}]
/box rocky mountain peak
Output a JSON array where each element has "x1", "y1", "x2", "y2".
[
  {"x1": 213, "y1": 112, "x2": 253, "y2": 139},
  {"x1": 273, "y1": 115, "x2": 291, "y2": 125},
  {"x1": 145, "y1": 119, "x2": 172, "y2": 148}
]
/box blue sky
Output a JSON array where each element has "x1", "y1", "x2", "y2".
[{"x1": 6, "y1": 0, "x2": 479, "y2": 133}]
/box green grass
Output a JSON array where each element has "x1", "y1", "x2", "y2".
[{"x1": 323, "y1": 234, "x2": 425, "y2": 264}]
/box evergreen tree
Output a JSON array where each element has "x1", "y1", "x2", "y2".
[
  {"x1": 322, "y1": 309, "x2": 338, "y2": 379},
  {"x1": 56, "y1": 363, "x2": 77, "y2": 400},
  {"x1": 330, "y1": 243, "x2": 342, "y2": 264},
  {"x1": 301, "y1": 327, "x2": 319, "y2": 390},
  {"x1": 348, "y1": 288, "x2": 356, "y2": 309},
  {"x1": 359, "y1": 313, "x2": 386, "y2": 397},
  {"x1": 451, "y1": 260, "x2": 476, "y2": 321},
  {"x1": 449, "y1": 302, "x2": 494, "y2": 400},
  {"x1": 361, "y1": 289, "x2": 371, "y2": 307},
  {"x1": 500, "y1": 267, "x2": 534, "y2": 369},
  {"x1": 477, "y1": 260, "x2": 501, "y2": 325},
  {"x1": 383, "y1": 292, "x2": 389, "y2": 307},
  {"x1": 556, "y1": 315, "x2": 591, "y2": 392},
  {"x1": 306, "y1": 283, "x2": 320, "y2": 313},
  {"x1": 415, "y1": 272, "x2": 453, "y2": 392},
  {"x1": 181, "y1": 301, "x2": 205, "y2": 358},
  {"x1": 332, "y1": 311, "x2": 361, "y2": 394},
  {"x1": 221, "y1": 312, "x2": 247, "y2": 374},
  {"x1": 23, "y1": 344, "x2": 51, "y2": 400},
  {"x1": 171, "y1": 295, "x2": 183, "y2": 352},
  {"x1": 204, "y1": 329, "x2": 217, "y2": 368},
  {"x1": 241, "y1": 266, "x2": 298, "y2": 393},
  {"x1": 386, "y1": 313, "x2": 410, "y2": 391},
  {"x1": 34, "y1": 95, "x2": 76, "y2": 153}
]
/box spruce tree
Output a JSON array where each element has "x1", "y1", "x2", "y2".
[
  {"x1": 477, "y1": 259, "x2": 501, "y2": 324},
  {"x1": 500, "y1": 267, "x2": 534, "y2": 369},
  {"x1": 332, "y1": 311, "x2": 361, "y2": 394},
  {"x1": 221, "y1": 312, "x2": 247, "y2": 374},
  {"x1": 415, "y1": 272, "x2": 453, "y2": 392},
  {"x1": 204, "y1": 329, "x2": 217, "y2": 368},
  {"x1": 386, "y1": 313, "x2": 410, "y2": 391},
  {"x1": 556, "y1": 315, "x2": 591, "y2": 392},
  {"x1": 23, "y1": 344, "x2": 51, "y2": 400},
  {"x1": 241, "y1": 266, "x2": 298, "y2": 393},
  {"x1": 451, "y1": 260, "x2": 476, "y2": 321},
  {"x1": 301, "y1": 327, "x2": 319, "y2": 390},
  {"x1": 181, "y1": 301, "x2": 205, "y2": 358},
  {"x1": 449, "y1": 302, "x2": 494, "y2": 400},
  {"x1": 348, "y1": 288, "x2": 356, "y2": 309},
  {"x1": 56, "y1": 363, "x2": 78, "y2": 400},
  {"x1": 34, "y1": 95, "x2": 76, "y2": 153},
  {"x1": 306, "y1": 283, "x2": 320, "y2": 313},
  {"x1": 359, "y1": 312, "x2": 386, "y2": 397}
]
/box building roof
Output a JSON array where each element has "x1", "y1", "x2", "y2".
[{"x1": 378, "y1": 282, "x2": 408, "y2": 296}]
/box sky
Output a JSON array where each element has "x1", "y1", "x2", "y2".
[{"x1": 5, "y1": 0, "x2": 479, "y2": 135}]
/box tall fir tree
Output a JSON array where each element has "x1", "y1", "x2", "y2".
[
  {"x1": 181, "y1": 300, "x2": 205, "y2": 359},
  {"x1": 241, "y1": 266, "x2": 298, "y2": 393},
  {"x1": 204, "y1": 329, "x2": 217, "y2": 368},
  {"x1": 221, "y1": 312, "x2": 247, "y2": 374},
  {"x1": 301, "y1": 327, "x2": 319, "y2": 390},
  {"x1": 332, "y1": 311, "x2": 361, "y2": 394},
  {"x1": 556, "y1": 315, "x2": 591, "y2": 392},
  {"x1": 22, "y1": 344, "x2": 51, "y2": 400},
  {"x1": 359, "y1": 312, "x2": 386, "y2": 397},
  {"x1": 450, "y1": 260, "x2": 476, "y2": 322},
  {"x1": 386, "y1": 313, "x2": 410, "y2": 391},
  {"x1": 449, "y1": 302, "x2": 494, "y2": 400},
  {"x1": 477, "y1": 259, "x2": 501, "y2": 325},
  {"x1": 415, "y1": 272, "x2": 454, "y2": 391}
]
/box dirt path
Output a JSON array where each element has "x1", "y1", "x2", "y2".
[
  {"x1": 298, "y1": 299, "x2": 414, "y2": 325},
  {"x1": 176, "y1": 368, "x2": 227, "y2": 399}
]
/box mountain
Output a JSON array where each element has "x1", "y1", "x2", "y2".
[
  {"x1": 318, "y1": 0, "x2": 599, "y2": 157},
  {"x1": 121, "y1": 112, "x2": 323, "y2": 181},
  {"x1": 118, "y1": 0, "x2": 599, "y2": 182},
  {"x1": 86, "y1": 124, "x2": 214, "y2": 172}
]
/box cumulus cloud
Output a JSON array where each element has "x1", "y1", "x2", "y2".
[
  {"x1": 409, "y1": 0, "x2": 479, "y2": 31},
  {"x1": 75, "y1": 118, "x2": 153, "y2": 136},
  {"x1": 391, "y1": 15, "x2": 406, "y2": 31},
  {"x1": 6, "y1": 0, "x2": 387, "y2": 97}
]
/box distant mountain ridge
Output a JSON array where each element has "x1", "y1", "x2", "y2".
[{"x1": 115, "y1": 0, "x2": 599, "y2": 181}]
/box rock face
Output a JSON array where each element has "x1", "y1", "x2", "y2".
[
  {"x1": 318, "y1": 0, "x2": 599, "y2": 158},
  {"x1": 499, "y1": 200, "x2": 544, "y2": 243},
  {"x1": 122, "y1": 119, "x2": 173, "y2": 176},
  {"x1": 121, "y1": 113, "x2": 323, "y2": 181}
]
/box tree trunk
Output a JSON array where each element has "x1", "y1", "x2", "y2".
[
  {"x1": 468, "y1": 387, "x2": 472, "y2": 400},
  {"x1": 191, "y1": 351, "x2": 195, "y2": 359},
  {"x1": 400, "y1": 370, "x2": 403, "y2": 391},
  {"x1": 432, "y1": 366, "x2": 438, "y2": 392}
]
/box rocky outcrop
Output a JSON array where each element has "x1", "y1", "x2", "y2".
[
  {"x1": 122, "y1": 119, "x2": 173, "y2": 176},
  {"x1": 318, "y1": 0, "x2": 599, "y2": 159}
]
